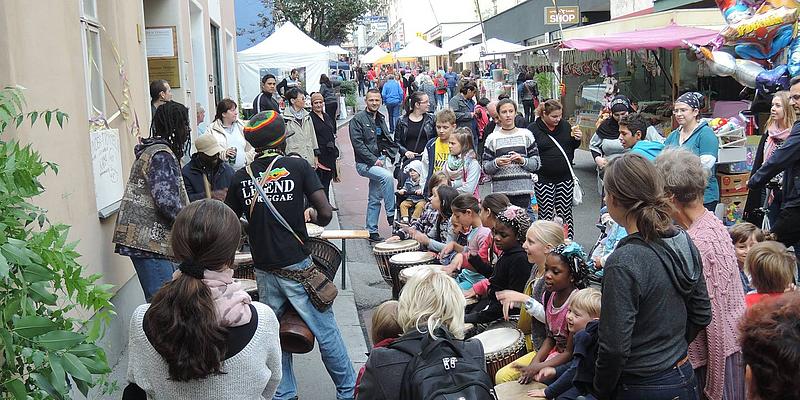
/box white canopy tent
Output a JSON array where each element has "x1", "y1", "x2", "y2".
[
  {"x1": 395, "y1": 37, "x2": 448, "y2": 58},
  {"x1": 361, "y1": 46, "x2": 388, "y2": 64},
  {"x1": 455, "y1": 38, "x2": 528, "y2": 63},
  {"x1": 328, "y1": 45, "x2": 349, "y2": 60},
  {"x1": 238, "y1": 22, "x2": 328, "y2": 107}
]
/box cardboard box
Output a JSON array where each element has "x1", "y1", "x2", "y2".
[
  {"x1": 720, "y1": 194, "x2": 748, "y2": 226},
  {"x1": 717, "y1": 147, "x2": 747, "y2": 164},
  {"x1": 718, "y1": 172, "x2": 750, "y2": 195}
]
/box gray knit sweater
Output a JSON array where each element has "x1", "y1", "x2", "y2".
[
  {"x1": 481, "y1": 128, "x2": 540, "y2": 196},
  {"x1": 126, "y1": 302, "x2": 282, "y2": 400}
]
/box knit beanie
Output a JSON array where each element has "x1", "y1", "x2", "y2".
[{"x1": 243, "y1": 111, "x2": 285, "y2": 149}]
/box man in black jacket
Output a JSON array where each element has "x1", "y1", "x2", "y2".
[
  {"x1": 252, "y1": 74, "x2": 280, "y2": 113},
  {"x1": 750, "y1": 76, "x2": 800, "y2": 250},
  {"x1": 181, "y1": 134, "x2": 234, "y2": 201},
  {"x1": 349, "y1": 89, "x2": 399, "y2": 242}
]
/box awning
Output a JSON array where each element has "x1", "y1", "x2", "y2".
[
  {"x1": 561, "y1": 23, "x2": 719, "y2": 51},
  {"x1": 361, "y1": 46, "x2": 388, "y2": 64},
  {"x1": 374, "y1": 52, "x2": 417, "y2": 65},
  {"x1": 455, "y1": 38, "x2": 527, "y2": 63},
  {"x1": 396, "y1": 37, "x2": 448, "y2": 58}
]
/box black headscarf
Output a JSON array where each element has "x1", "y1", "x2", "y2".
[
  {"x1": 595, "y1": 95, "x2": 633, "y2": 140},
  {"x1": 676, "y1": 92, "x2": 704, "y2": 110}
]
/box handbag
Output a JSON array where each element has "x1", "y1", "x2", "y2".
[{"x1": 546, "y1": 134, "x2": 584, "y2": 206}]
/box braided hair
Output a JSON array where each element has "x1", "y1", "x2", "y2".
[
  {"x1": 152, "y1": 101, "x2": 191, "y2": 160},
  {"x1": 552, "y1": 242, "x2": 590, "y2": 289},
  {"x1": 495, "y1": 205, "x2": 531, "y2": 243}
]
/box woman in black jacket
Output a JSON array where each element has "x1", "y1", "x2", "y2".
[
  {"x1": 528, "y1": 99, "x2": 582, "y2": 239},
  {"x1": 310, "y1": 92, "x2": 339, "y2": 201},
  {"x1": 394, "y1": 91, "x2": 436, "y2": 161},
  {"x1": 357, "y1": 267, "x2": 487, "y2": 399}
]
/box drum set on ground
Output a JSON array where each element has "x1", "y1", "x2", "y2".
[{"x1": 371, "y1": 238, "x2": 547, "y2": 399}]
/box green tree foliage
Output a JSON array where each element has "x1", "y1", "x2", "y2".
[
  {"x1": 0, "y1": 86, "x2": 115, "y2": 399},
  {"x1": 242, "y1": 0, "x2": 378, "y2": 45}
]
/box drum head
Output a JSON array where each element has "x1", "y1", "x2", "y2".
[
  {"x1": 235, "y1": 278, "x2": 258, "y2": 293},
  {"x1": 390, "y1": 251, "x2": 436, "y2": 265},
  {"x1": 306, "y1": 223, "x2": 324, "y2": 237},
  {"x1": 399, "y1": 264, "x2": 441, "y2": 279},
  {"x1": 495, "y1": 381, "x2": 546, "y2": 399},
  {"x1": 473, "y1": 327, "x2": 522, "y2": 354},
  {"x1": 374, "y1": 239, "x2": 419, "y2": 252}
]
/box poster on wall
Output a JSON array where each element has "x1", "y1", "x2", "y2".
[
  {"x1": 146, "y1": 26, "x2": 180, "y2": 88},
  {"x1": 89, "y1": 128, "x2": 124, "y2": 218}
]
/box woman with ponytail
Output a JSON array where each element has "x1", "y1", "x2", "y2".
[
  {"x1": 656, "y1": 148, "x2": 746, "y2": 400},
  {"x1": 124, "y1": 200, "x2": 282, "y2": 399},
  {"x1": 394, "y1": 91, "x2": 436, "y2": 162},
  {"x1": 593, "y1": 153, "x2": 712, "y2": 400}
]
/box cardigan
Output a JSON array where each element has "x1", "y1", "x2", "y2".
[{"x1": 126, "y1": 302, "x2": 282, "y2": 400}]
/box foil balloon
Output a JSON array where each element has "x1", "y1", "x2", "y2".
[
  {"x1": 788, "y1": 37, "x2": 800, "y2": 76},
  {"x1": 708, "y1": 51, "x2": 738, "y2": 76},
  {"x1": 718, "y1": 4, "x2": 799, "y2": 60},
  {"x1": 756, "y1": 64, "x2": 791, "y2": 92},
  {"x1": 733, "y1": 59, "x2": 766, "y2": 87}
]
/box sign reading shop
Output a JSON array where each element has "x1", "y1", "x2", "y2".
[{"x1": 544, "y1": 6, "x2": 580, "y2": 25}]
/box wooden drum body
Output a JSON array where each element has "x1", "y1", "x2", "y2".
[
  {"x1": 494, "y1": 381, "x2": 547, "y2": 399},
  {"x1": 372, "y1": 239, "x2": 419, "y2": 286},
  {"x1": 473, "y1": 328, "x2": 526, "y2": 383},
  {"x1": 388, "y1": 251, "x2": 436, "y2": 298}
]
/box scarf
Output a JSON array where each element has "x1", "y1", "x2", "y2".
[
  {"x1": 676, "y1": 92, "x2": 703, "y2": 110},
  {"x1": 595, "y1": 115, "x2": 621, "y2": 140},
  {"x1": 173, "y1": 268, "x2": 253, "y2": 327},
  {"x1": 765, "y1": 124, "x2": 790, "y2": 162}
]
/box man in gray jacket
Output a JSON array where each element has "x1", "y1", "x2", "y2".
[{"x1": 349, "y1": 89, "x2": 400, "y2": 242}]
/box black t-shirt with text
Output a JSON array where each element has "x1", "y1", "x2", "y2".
[{"x1": 225, "y1": 155, "x2": 323, "y2": 270}]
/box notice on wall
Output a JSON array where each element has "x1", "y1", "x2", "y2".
[
  {"x1": 89, "y1": 128, "x2": 124, "y2": 218},
  {"x1": 147, "y1": 58, "x2": 181, "y2": 88},
  {"x1": 145, "y1": 27, "x2": 177, "y2": 58}
]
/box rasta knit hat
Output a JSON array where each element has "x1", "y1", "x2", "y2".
[{"x1": 244, "y1": 110, "x2": 285, "y2": 149}]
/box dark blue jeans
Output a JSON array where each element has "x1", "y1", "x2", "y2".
[
  {"x1": 130, "y1": 257, "x2": 175, "y2": 302},
  {"x1": 386, "y1": 103, "x2": 400, "y2": 133},
  {"x1": 613, "y1": 361, "x2": 698, "y2": 400}
]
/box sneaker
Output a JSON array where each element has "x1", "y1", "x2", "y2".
[
  {"x1": 368, "y1": 233, "x2": 385, "y2": 243},
  {"x1": 387, "y1": 216, "x2": 395, "y2": 227}
]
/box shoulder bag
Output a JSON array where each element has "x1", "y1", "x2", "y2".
[
  {"x1": 246, "y1": 157, "x2": 338, "y2": 312},
  {"x1": 546, "y1": 134, "x2": 584, "y2": 206}
]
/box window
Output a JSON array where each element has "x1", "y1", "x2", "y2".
[{"x1": 81, "y1": 1, "x2": 105, "y2": 117}]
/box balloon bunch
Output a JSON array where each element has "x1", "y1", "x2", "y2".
[{"x1": 687, "y1": 0, "x2": 800, "y2": 93}]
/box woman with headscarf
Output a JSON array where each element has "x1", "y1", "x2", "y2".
[
  {"x1": 664, "y1": 92, "x2": 720, "y2": 212},
  {"x1": 590, "y1": 95, "x2": 663, "y2": 198}
]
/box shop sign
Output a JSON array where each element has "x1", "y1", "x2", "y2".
[{"x1": 544, "y1": 7, "x2": 580, "y2": 25}]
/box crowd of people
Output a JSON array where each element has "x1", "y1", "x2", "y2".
[{"x1": 115, "y1": 68, "x2": 800, "y2": 400}]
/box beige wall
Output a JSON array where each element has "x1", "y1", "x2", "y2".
[{"x1": 0, "y1": 0, "x2": 237, "y2": 295}]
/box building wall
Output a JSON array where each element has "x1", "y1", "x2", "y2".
[
  {"x1": 0, "y1": 0, "x2": 237, "y2": 370},
  {"x1": 483, "y1": 0, "x2": 610, "y2": 44}
]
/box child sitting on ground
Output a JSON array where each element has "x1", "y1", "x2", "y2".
[
  {"x1": 464, "y1": 205, "x2": 532, "y2": 324},
  {"x1": 465, "y1": 193, "x2": 511, "y2": 299},
  {"x1": 445, "y1": 127, "x2": 481, "y2": 198},
  {"x1": 397, "y1": 160, "x2": 427, "y2": 224},
  {"x1": 355, "y1": 300, "x2": 403, "y2": 396},
  {"x1": 389, "y1": 172, "x2": 448, "y2": 246},
  {"x1": 442, "y1": 194, "x2": 492, "y2": 291},
  {"x1": 529, "y1": 288, "x2": 601, "y2": 400},
  {"x1": 515, "y1": 242, "x2": 591, "y2": 385},
  {"x1": 729, "y1": 222, "x2": 766, "y2": 294},
  {"x1": 744, "y1": 241, "x2": 797, "y2": 307}
]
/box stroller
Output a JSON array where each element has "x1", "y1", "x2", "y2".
[{"x1": 586, "y1": 207, "x2": 626, "y2": 289}]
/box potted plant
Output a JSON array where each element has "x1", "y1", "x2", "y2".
[{"x1": 0, "y1": 86, "x2": 115, "y2": 399}]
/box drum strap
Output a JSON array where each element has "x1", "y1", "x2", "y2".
[{"x1": 246, "y1": 156, "x2": 304, "y2": 246}]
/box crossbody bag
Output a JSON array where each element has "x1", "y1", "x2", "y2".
[
  {"x1": 546, "y1": 134, "x2": 584, "y2": 206},
  {"x1": 246, "y1": 156, "x2": 337, "y2": 311}
]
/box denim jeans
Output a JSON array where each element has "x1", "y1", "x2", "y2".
[
  {"x1": 435, "y1": 93, "x2": 445, "y2": 110},
  {"x1": 356, "y1": 162, "x2": 396, "y2": 233},
  {"x1": 255, "y1": 257, "x2": 356, "y2": 400},
  {"x1": 613, "y1": 361, "x2": 698, "y2": 400},
  {"x1": 447, "y1": 86, "x2": 455, "y2": 100},
  {"x1": 129, "y1": 257, "x2": 175, "y2": 302},
  {"x1": 385, "y1": 103, "x2": 400, "y2": 133}
]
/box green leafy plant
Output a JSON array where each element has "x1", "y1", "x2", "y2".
[
  {"x1": 535, "y1": 72, "x2": 554, "y2": 100},
  {"x1": 0, "y1": 86, "x2": 115, "y2": 399},
  {"x1": 345, "y1": 92, "x2": 357, "y2": 109},
  {"x1": 339, "y1": 80, "x2": 356, "y2": 97}
]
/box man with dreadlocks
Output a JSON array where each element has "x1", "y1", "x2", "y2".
[
  {"x1": 465, "y1": 205, "x2": 533, "y2": 324},
  {"x1": 224, "y1": 111, "x2": 356, "y2": 400},
  {"x1": 113, "y1": 101, "x2": 191, "y2": 302}
]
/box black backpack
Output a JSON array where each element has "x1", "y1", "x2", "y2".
[{"x1": 389, "y1": 330, "x2": 496, "y2": 400}]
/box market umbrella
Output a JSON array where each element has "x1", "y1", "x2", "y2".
[
  {"x1": 361, "y1": 46, "x2": 388, "y2": 64},
  {"x1": 374, "y1": 52, "x2": 417, "y2": 65},
  {"x1": 560, "y1": 23, "x2": 718, "y2": 51},
  {"x1": 455, "y1": 38, "x2": 527, "y2": 63},
  {"x1": 396, "y1": 37, "x2": 448, "y2": 58},
  {"x1": 328, "y1": 45, "x2": 349, "y2": 60}
]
